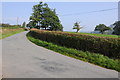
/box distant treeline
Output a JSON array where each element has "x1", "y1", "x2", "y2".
[{"x1": 0, "y1": 23, "x2": 21, "y2": 28}]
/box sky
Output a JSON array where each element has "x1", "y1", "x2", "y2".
[{"x1": 2, "y1": 2, "x2": 118, "y2": 32}]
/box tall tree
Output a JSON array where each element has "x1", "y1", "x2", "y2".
[
  {"x1": 113, "y1": 21, "x2": 120, "y2": 35},
  {"x1": 26, "y1": 21, "x2": 36, "y2": 29},
  {"x1": 42, "y1": 7, "x2": 63, "y2": 31},
  {"x1": 73, "y1": 22, "x2": 83, "y2": 33},
  {"x1": 22, "y1": 22, "x2": 26, "y2": 28},
  {"x1": 30, "y1": 2, "x2": 43, "y2": 29},
  {"x1": 28, "y1": 2, "x2": 63, "y2": 31},
  {"x1": 40, "y1": 6, "x2": 52, "y2": 30},
  {"x1": 94, "y1": 24, "x2": 111, "y2": 34}
]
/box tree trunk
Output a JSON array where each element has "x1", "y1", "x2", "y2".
[
  {"x1": 76, "y1": 29, "x2": 79, "y2": 33},
  {"x1": 101, "y1": 31, "x2": 104, "y2": 34}
]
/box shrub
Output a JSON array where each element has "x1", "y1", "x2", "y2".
[{"x1": 29, "y1": 29, "x2": 120, "y2": 59}]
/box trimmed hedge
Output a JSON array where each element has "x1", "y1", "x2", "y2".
[{"x1": 29, "y1": 29, "x2": 120, "y2": 59}]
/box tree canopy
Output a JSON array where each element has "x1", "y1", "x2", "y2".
[
  {"x1": 113, "y1": 21, "x2": 120, "y2": 35},
  {"x1": 27, "y1": 2, "x2": 63, "y2": 31},
  {"x1": 94, "y1": 24, "x2": 111, "y2": 34},
  {"x1": 26, "y1": 21, "x2": 36, "y2": 29},
  {"x1": 73, "y1": 22, "x2": 83, "y2": 33}
]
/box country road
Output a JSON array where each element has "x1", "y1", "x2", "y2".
[{"x1": 2, "y1": 31, "x2": 118, "y2": 78}]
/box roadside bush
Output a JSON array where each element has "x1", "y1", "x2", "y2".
[{"x1": 29, "y1": 29, "x2": 120, "y2": 59}]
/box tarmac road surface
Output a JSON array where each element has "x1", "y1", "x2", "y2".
[{"x1": 2, "y1": 31, "x2": 118, "y2": 78}]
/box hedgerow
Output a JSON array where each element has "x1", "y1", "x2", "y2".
[{"x1": 29, "y1": 29, "x2": 120, "y2": 59}]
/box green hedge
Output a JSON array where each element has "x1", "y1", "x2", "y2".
[{"x1": 29, "y1": 29, "x2": 120, "y2": 59}]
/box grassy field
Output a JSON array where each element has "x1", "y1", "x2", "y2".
[
  {"x1": 27, "y1": 32, "x2": 120, "y2": 72},
  {"x1": 0, "y1": 27, "x2": 25, "y2": 39},
  {"x1": 67, "y1": 32, "x2": 119, "y2": 38}
]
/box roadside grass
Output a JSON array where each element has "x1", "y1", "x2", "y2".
[
  {"x1": 27, "y1": 32, "x2": 120, "y2": 72},
  {"x1": 0, "y1": 28, "x2": 25, "y2": 39},
  {"x1": 66, "y1": 32, "x2": 119, "y2": 38}
]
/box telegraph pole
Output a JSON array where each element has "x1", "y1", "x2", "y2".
[
  {"x1": 118, "y1": 2, "x2": 120, "y2": 21},
  {"x1": 17, "y1": 17, "x2": 19, "y2": 25}
]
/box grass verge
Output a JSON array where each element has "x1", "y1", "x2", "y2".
[
  {"x1": 27, "y1": 32, "x2": 120, "y2": 72},
  {"x1": 0, "y1": 29, "x2": 25, "y2": 39}
]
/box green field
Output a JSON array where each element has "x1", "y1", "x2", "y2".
[
  {"x1": 0, "y1": 27, "x2": 25, "y2": 39},
  {"x1": 66, "y1": 32, "x2": 119, "y2": 38}
]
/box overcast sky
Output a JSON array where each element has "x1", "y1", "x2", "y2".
[{"x1": 2, "y1": 2, "x2": 118, "y2": 32}]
